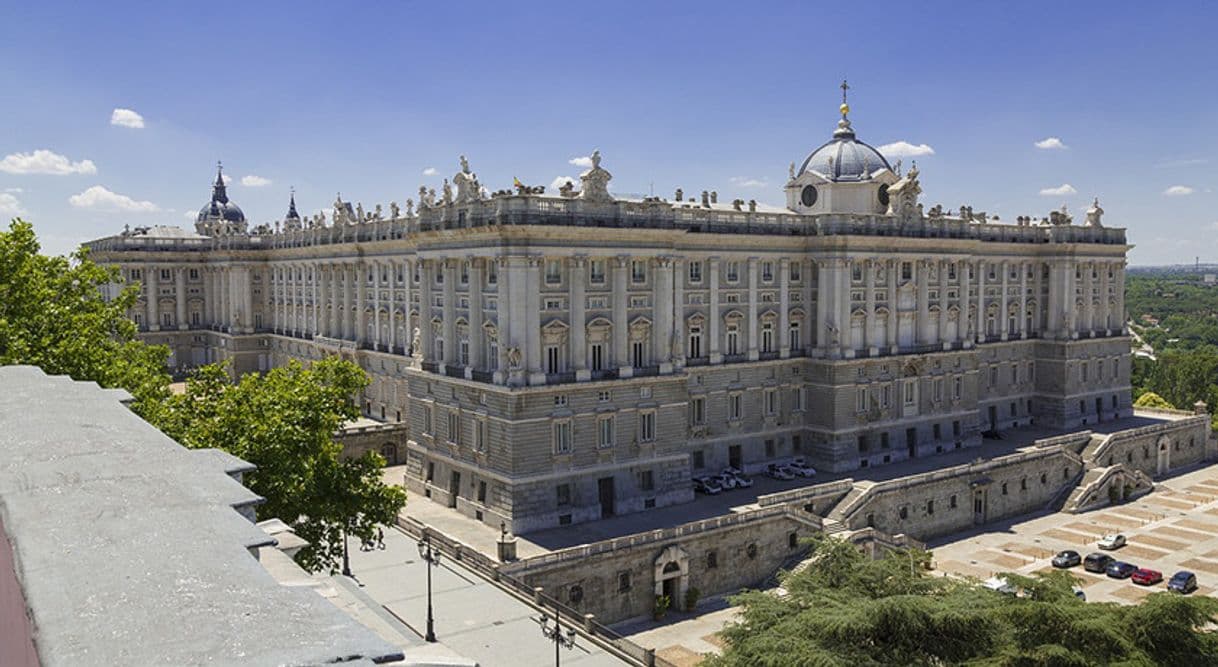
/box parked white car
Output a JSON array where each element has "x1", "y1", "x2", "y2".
[
  {"x1": 692, "y1": 476, "x2": 723, "y2": 495},
  {"x1": 785, "y1": 462, "x2": 817, "y2": 478},
  {"x1": 766, "y1": 464, "x2": 795, "y2": 481},
  {"x1": 716, "y1": 471, "x2": 739, "y2": 490},
  {"x1": 1098, "y1": 533, "x2": 1127, "y2": 550},
  {"x1": 730, "y1": 472, "x2": 754, "y2": 489}
]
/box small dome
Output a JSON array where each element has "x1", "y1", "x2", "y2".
[
  {"x1": 196, "y1": 199, "x2": 246, "y2": 224},
  {"x1": 797, "y1": 133, "x2": 891, "y2": 182},
  {"x1": 194, "y1": 163, "x2": 248, "y2": 235}
]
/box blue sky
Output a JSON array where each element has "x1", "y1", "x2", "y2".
[{"x1": 2, "y1": 1, "x2": 1215, "y2": 264}]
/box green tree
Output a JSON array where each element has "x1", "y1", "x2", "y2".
[
  {"x1": 1133, "y1": 391, "x2": 1174, "y2": 409},
  {"x1": 706, "y1": 535, "x2": 1218, "y2": 666},
  {"x1": 0, "y1": 219, "x2": 170, "y2": 415},
  {"x1": 152, "y1": 358, "x2": 407, "y2": 573}
]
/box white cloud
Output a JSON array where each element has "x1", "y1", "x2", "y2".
[
  {"x1": 1034, "y1": 137, "x2": 1067, "y2": 150},
  {"x1": 241, "y1": 174, "x2": 271, "y2": 187},
  {"x1": 877, "y1": 141, "x2": 935, "y2": 158},
  {"x1": 1154, "y1": 157, "x2": 1208, "y2": 169},
  {"x1": 4, "y1": 187, "x2": 22, "y2": 193},
  {"x1": 221, "y1": 173, "x2": 231, "y2": 185},
  {"x1": 422, "y1": 167, "x2": 437, "y2": 176},
  {"x1": 1039, "y1": 184, "x2": 1077, "y2": 196},
  {"x1": 0, "y1": 149, "x2": 97, "y2": 175},
  {"x1": 1163, "y1": 185, "x2": 1194, "y2": 196},
  {"x1": 550, "y1": 176, "x2": 577, "y2": 191},
  {"x1": 0, "y1": 193, "x2": 25, "y2": 217},
  {"x1": 69, "y1": 185, "x2": 159, "y2": 212},
  {"x1": 569, "y1": 155, "x2": 594, "y2": 168},
  {"x1": 110, "y1": 108, "x2": 145, "y2": 129},
  {"x1": 729, "y1": 176, "x2": 768, "y2": 188}
]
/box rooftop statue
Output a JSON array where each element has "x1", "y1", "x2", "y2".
[
  {"x1": 579, "y1": 149, "x2": 613, "y2": 202},
  {"x1": 1086, "y1": 198, "x2": 1104, "y2": 227}
]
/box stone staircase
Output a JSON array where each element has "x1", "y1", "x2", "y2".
[
  {"x1": 826, "y1": 481, "x2": 874, "y2": 526},
  {"x1": 1062, "y1": 464, "x2": 1154, "y2": 514}
]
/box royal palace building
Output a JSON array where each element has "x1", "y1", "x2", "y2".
[{"x1": 88, "y1": 95, "x2": 1133, "y2": 533}]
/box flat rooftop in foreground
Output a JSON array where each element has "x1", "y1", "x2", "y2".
[{"x1": 0, "y1": 366, "x2": 402, "y2": 667}]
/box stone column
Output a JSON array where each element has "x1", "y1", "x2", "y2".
[
  {"x1": 815, "y1": 259, "x2": 829, "y2": 354},
  {"x1": 802, "y1": 259, "x2": 814, "y2": 351},
  {"x1": 709, "y1": 256, "x2": 721, "y2": 363},
  {"x1": 613, "y1": 256, "x2": 629, "y2": 372},
  {"x1": 444, "y1": 259, "x2": 459, "y2": 365},
  {"x1": 312, "y1": 264, "x2": 320, "y2": 336},
  {"x1": 975, "y1": 260, "x2": 986, "y2": 343},
  {"x1": 1098, "y1": 261, "x2": 1110, "y2": 334},
  {"x1": 341, "y1": 263, "x2": 353, "y2": 340},
  {"x1": 959, "y1": 258, "x2": 970, "y2": 347},
  {"x1": 1000, "y1": 260, "x2": 1010, "y2": 341},
  {"x1": 1032, "y1": 261, "x2": 1043, "y2": 335},
  {"x1": 653, "y1": 256, "x2": 674, "y2": 372},
  {"x1": 779, "y1": 258, "x2": 791, "y2": 358},
  {"x1": 176, "y1": 267, "x2": 188, "y2": 329},
  {"x1": 357, "y1": 260, "x2": 368, "y2": 346},
  {"x1": 495, "y1": 257, "x2": 511, "y2": 381},
  {"x1": 468, "y1": 258, "x2": 483, "y2": 370},
  {"x1": 569, "y1": 256, "x2": 587, "y2": 379},
  {"x1": 937, "y1": 259, "x2": 949, "y2": 348},
  {"x1": 746, "y1": 257, "x2": 759, "y2": 360},
  {"x1": 863, "y1": 258, "x2": 876, "y2": 354},
  {"x1": 525, "y1": 256, "x2": 544, "y2": 384},
  {"x1": 915, "y1": 259, "x2": 928, "y2": 345},
  {"x1": 887, "y1": 259, "x2": 898, "y2": 352},
  {"x1": 419, "y1": 259, "x2": 434, "y2": 362},
  {"x1": 147, "y1": 264, "x2": 160, "y2": 331},
  {"x1": 672, "y1": 257, "x2": 685, "y2": 368},
  {"x1": 838, "y1": 259, "x2": 852, "y2": 358},
  {"x1": 1115, "y1": 263, "x2": 1126, "y2": 333},
  {"x1": 219, "y1": 268, "x2": 228, "y2": 332},
  {"x1": 1064, "y1": 261, "x2": 1078, "y2": 339},
  {"x1": 1082, "y1": 261, "x2": 1094, "y2": 336},
  {"x1": 373, "y1": 260, "x2": 383, "y2": 350},
  {"x1": 1019, "y1": 261, "x2": 1028, "y2": 339},
  {"x1": 243, "y1": 266, "x2": 253, "y2": 334}
]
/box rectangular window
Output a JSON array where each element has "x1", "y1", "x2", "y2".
[
  {"x1": 933, "y1": 378, "x2": 943, "y2": 402},
  {"x1": 881, "y1": 384, "x2": 891, "y2": 408},
  {"x1": 189, "y1": 268, "x2": 199, "y2": 280},
  {"x1": 487, "y1": 262, "x2": 498, "y2": 285},
  {"x1": 726, "y1": 261, "x2": 739, "y2": 283},
  {"x1": 640, "y1": 411, "x2": 655, "y2": 442},
  {"x1": 545, "y1": 260, "x2": 561, "y2": 285},
  {"x1": 990, "y1": 366, "x2": 998, "y2": 387},
  {"x1": 1011, "y1": 364, "x2": 1018, "y2": 384},
  {"x1": 688, "y1": 326, "x2": 702, "y2": 358},
  {"x1": 598, "y1": 416, "x2": 615, "y2": 448},
  {"x1": 638, "y1": 470, "x2": 654, "y2": 491},
  {"x1": 690, "y1": 397, "x2": 705, "y2": 425},
  {"x1": 953, "y1": 376, "x2": 962, "y2": 400},
  {"x1": 556, "y1": 484, "x2": 571, "y2": 506},
  {"x1": 692, "y1": 450, "x2": 705, "y2": 469},
  {"x1": 546, "y1": 345, "x2": 560, "y2": 374},
  {"x1": 423, "y1": 405, "x2": 433, "y2": 434},
  {"x1": 726, "y1": 324, "x2": 739, "y2": 355},
  {"x1": 475, "y1": 419, "x2": 486, "y2": 451},
  {"x1": 762, "y1": 261, "x2": 774, "y2": 282},
  {"x1": 729, "y1": 393, "x2": 742, "y2": 420},
  {"x1": 160, "y1": 269, "x2": 170, "y2": 281},
  {"x1": 790, "y1": 262, "x2": 801, "y2": 282},
  {"x1": 589, "y1": 260, "x2": 605, "y2": 284},
  {"x1": 764, "y1": 389, "x2": 777, "y2": 416},
  {"x1": 598, "y1": 390, "x2": 611, "y2": 402},
  {"x1": 618, "y1": 571, "x2": 631, "y2": 592},
  {"x1": 789, "y1": 322, "x2": 801, "y2": 351},
  {"x1": 553, "y1": 395, "x2": 568, "y2": 407},
  {"x1": 632, "y1": 341, "x2": 646, "y2": 367},
  {"x1": 795, "y1": 386, "x2": 807, "y2": 412},
  {"x1": 553, "y1": 421, "x2": 572, "y2": 453},
  {"x1": 477, "y1": 481, "x2": 487, "y2": 503},
  {"x1": 631, "y1": 260, "x2": 646, "y2": 284},
  {"x1": 902, "y1": 262, "x2": 912, "y2": 281},
  {"x1": 1080, "y1": 363, "x2": 1088, "y2": 382},
  {"x1": 689, "y1": 261, "x2": 702, "y2": 283},
  {"x1": 460, "y1": 263, "x2": 469, "y2": 284},
  {"x1": 590, "y1": 343, "x2": 604, "y2": 371},
  {"x1": 447, "y1": 410, "x2": 459, "y2": 445},
  {"x1": 903, "y1": 380, "x2": 916, "y2": 406},
  {"x1": 857, "y1": 387, "x2": 868, "y2": 412}
]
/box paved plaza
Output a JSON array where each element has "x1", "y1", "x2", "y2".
[
  {"x1": 311, "y1": 526, "x2": 629, "y2": 666},
  {"x1": 929, "y1": 462, "x2": 1218, "y2": 603}
]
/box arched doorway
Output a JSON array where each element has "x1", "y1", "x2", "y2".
[
  {"x1": 653, "y1": 545, "x2": 690, "y2": 611},
  {"x1": 380, "y1": 443, "x2": 398, "y2": 465},
  {"x1": 1156, "y1": 436, "x2": 1171, "y2": 476}
]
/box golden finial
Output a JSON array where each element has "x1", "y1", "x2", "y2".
[{"x1": 840, "y1": 79, "x2": 850, "y2": 118}]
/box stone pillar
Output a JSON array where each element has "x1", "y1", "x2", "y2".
[
  {"x1": 802, "y1": 259, "x2": 814, "y2": 351},
  {"x1": 915, "y1": 259, "x2": 928, "y2": 345},
  {"x1": 779, "y1": 258, "x2": 791, "y2": 358},
  {"x1": 959, "y1": 258, "x2": 970, "y2": 347},
  {"x1": 356, "y1": 260, "x2": 368, "y2": 346},
  {"x1": 1000, "y1": 260, "x2": 1010, "y2": 341},
  {"x1": 441, "y1": 259, "x2": 457, "y2": 365},
  {"x1": 219, "y1": 268, "x2": 227, "y2": 332},
  {"x1": 938, "y1": 259, "x2": 949, "y2": 348},
  {"x1": 613, "y1": 256, "x2": 629, "y2": 372},
  {"x1": 887, "y1": 259, "x2": 898, "y2": 353},
  {"x1": 1082, "y1": 261, "x2": 1094, "y2": 336},
  {"x1": 1032, "y1": 261, "x2": 1043, "y2": 335},
  {"x1": 975, "y1": 260, "x2": 986, "y2": 343},
  {"x1": 373, "y1": 260, "x2": 383, "y2": 350},
  {"x1": 708, "y1": 256, "x2": 721, "y2": 363},
  {"x1": 1064, "y1": 261, "x2": 1078, "y2": 339},
  {"x1": 243, "y1": 266, "x2": 253, "y2": 334},
  {"x1": 312, "y1": 264, "x2": 320, "y2": 336},
  {"x1": 1115, "y1": 263, "x2": 1126, "y2": 334},
  {"x1": 863, "y1": 258, "x2": 876, "y2": 354},
  {"x1": 147, "y1": 264, "x2": 160, "y2": 331},
  {"x1": 672, "y1": 257, "x2": 685, "y2": 368},
  {"x1": 525, "y1": 256, "x2": 544, "y2": 384},
  {"x1": 569, "y1": 256, "x2": 587, "y2": 379},
  {"x1": 653, "y1": 256, "x2": 674, "y2": 372},
  {"x1": 1019, "y1": 261, "x2": 1028, "y2": 339},
  {"x1": 746, "y1": 257, "x2": 759, "y2": 360},
  {"x1": 343, "y1": 263, "x2": 354, "y2": 341},
  {"x1": 495, "y1": 257, "x2": 511, "y2": 381},
  {"x1": 1098, "y1": 261, "x2": 1110, "y2": 334},
  {"x1": 419, "y1": 260, "x2": 434, "y2": 362},
  {"x1": 176, "y1": 267, "x2": 188, "y2": 329},
  {"x1": 815, "y1": 259, "x2": 829, "y2": 354},
  {"x1": 838, "y1": 259, "x2": 852, "y2": 358},
  {"x1": 468, "y1": 258, "x2": 483, "y2": 371}
]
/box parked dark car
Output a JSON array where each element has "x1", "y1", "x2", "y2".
[
  {"x1": 1052, "y1": 550, "x2": 1081, "y2": 569},
  {"x1": 1168, "y1": 571, "x2": 1199, "y2": 594},
  {"x1": 1105, "y1": 561, "x2": 1137, "y2": 579},
  {"x1": 1131, "y1": 568, "x2": 1163, "y2": 586},
  {"x1": 1083, "y1": 553, "x2": 1115, "y2": 573}
]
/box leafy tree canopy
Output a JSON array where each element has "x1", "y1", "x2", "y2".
[
  {"x1": 151, "y1": 358, "x2": 407, "y2": 573},
  {"x1": 0, "y1": 219, "x2": 170, "y2": 415},
  {"x1": 706, "y1": 535, "x2": 1218, "y2": 666},
  {"x1": 1132, "y1": 391, "x2": 1174, "y2": 409}
]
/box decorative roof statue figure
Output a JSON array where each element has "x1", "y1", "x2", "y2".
[
  {"x1": 579, "y1": 149, "x2": 613, "y2": 203},
  {"x1": 441, "y1": 179, "x2": 453, "y2": 205},
  {"x1": 1085, "y1": 197, "x2": 1104, "y2": 227},
  {"x1": 389, "y1": 201, "x2": 400, "y2": 219},
  {"x1": 454, "y1": 155, "x2": 481, "y2": 202},
  {"x1": 418, "y1": 186, "x2": 430, "y2": 209},
  {"x1": 333, "y1": 193, "x2": 349, "y2": 225},
  {"x1": 405, "y1": 198, "x2": 414, "y2": 217}
]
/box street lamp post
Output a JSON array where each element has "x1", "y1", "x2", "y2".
[
  {"x1": 535, "y1": 600, "x2": 577, "y2": 666},
  {"x1": 342, "y1": 525, "x2": 352, "y2": 578},
  {"x1": 417, "y1": 532, "x2": 441, "y2": 643}
]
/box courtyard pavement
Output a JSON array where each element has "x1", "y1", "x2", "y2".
[
  {"x1": 311, "y1": 525, "x2": 629, "y2": 666},
  {"x1": 929, "y1": 461, "x2": 1218, "y2": 604}
]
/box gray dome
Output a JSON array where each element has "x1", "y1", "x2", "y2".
[
  {"x1": 197, "y1": 199, "x2": 246, "y2": 224},
  {"x1": 797, "y1": 119, "x2": 891, "y2": 182}
]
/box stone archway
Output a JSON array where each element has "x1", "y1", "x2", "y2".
[
  {"x1": 654, "y1": 545, "x2": 690, "y2": 611},
  {"x1": 380, "y1": 442, "x2": 399, "y2": 465},
  {"x1": 1157, "y1": 436, "x2": 1171, "y2": 476}
]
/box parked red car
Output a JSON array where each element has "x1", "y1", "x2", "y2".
[{"x1": 1131, "y1": 568, "x2": 1163, "y2": 586}]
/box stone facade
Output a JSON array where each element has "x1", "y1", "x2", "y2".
[{"x1": 87, "y1": 99, "x2": 1135, "y2": 533}]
